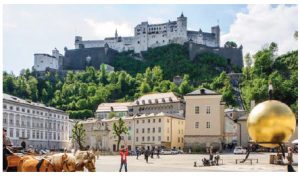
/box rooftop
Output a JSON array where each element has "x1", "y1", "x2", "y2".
[
  {"x1": 3, "y1": 93, "x2": 66, "y2": 113},
  {"x1": 132, "y1": 92, "x2": 180, "y2": 105},
  {"x1": 186, "y1": 88, "x2": 219, "y2": 96},
  {"x1": 96, "y1": 102, "x2": 132, "y2": 112}
]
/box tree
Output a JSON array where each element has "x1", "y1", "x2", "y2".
[
  {"x1": 72, "y1": 121, "x2": 86, "y2": 150},
  {"x1": 179, "y1": 74, "x2": 193, "y2": 95},
  {"x1": 224, "y1": 41, "x2": 237, "y2": 48},
  {"x1": 112, "y1": 118, "x2": 129, "y2": 151}
]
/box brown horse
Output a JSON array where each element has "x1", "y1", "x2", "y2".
[
  {"x1": 17, "y1": 155, "x2": 55, "y2": 172},
  {"x1": 75, "y1": 150, "x2": 96, "y2": 172},
  {"x1": 18, "y1": 153, "x2": 76, "y2": 172}
]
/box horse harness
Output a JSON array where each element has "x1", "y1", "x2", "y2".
[{"x1": 35, "y1": 158, "x2": 53, "y2": 172}]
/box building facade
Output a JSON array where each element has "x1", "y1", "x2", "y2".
[
  {"x1": 95, "y1": 102, "x2": 132, "y2": 120},
  {"x1": 184, "y1": 88, "x2": 225, "y2": 151},
  {"x1": 3, "y1": 94, "x2": 69, "y2": 150},
  {"x1": 75, "y1": 13, "x2": 220, "y2": 53},
  {"x1": 131, "y1": 92, "x2": 184, "y2": 116},
  {"x1": 80, "y1": 113, "x2": 185, "y2": 151},
  {"x1": 33, "y1": 48, "x2": 63, "y2": 71}
]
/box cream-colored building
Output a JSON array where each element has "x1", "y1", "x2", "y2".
[
  {"x1": 78, "y1": 118, "x2": 110, "y2": 150},
  {"x1": 184, "y1": 88, "x2": 225, "y2": 151},
  {"x1": 95, "y1": 102, "x2": 132, "y2": 119},
  {"x1": 131, "y1": 92, "x2": 184, "y2": 116},
  {"x1": 79, "y1": 113, "x2": 185, "y2": 151}
]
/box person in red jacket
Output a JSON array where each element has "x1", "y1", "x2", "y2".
[{"x1": 119, "y1": 147, "x2": 128, "y2": 172}]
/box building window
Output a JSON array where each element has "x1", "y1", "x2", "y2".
[
  {"x1": 136, "y1": 129, "x2": 139, "y2": 133},
  {"x1": 195, "y1": 122, "x2": 199, "y2": 128},
  {"x1": 3, "y1": 104, "x2": 7, "y2": 109},
  {"x1": 10, "y1": 106, "x2": 13, "y2": 110},
  {"x1": 148, "y1": 119, "x2": 150, "y2": 123},
  {"x1": 195, "y1": 106, "x2": 199, "y2": 114},
  {"x1": 142, "y1": 128, "x2": 145, "y2": 133},
  {"x1": 158, "y1": 127, "x2": 161, "y2": 133},
  {"x1": 22, "y1": 108, "x2": 25, "y2": 112},
  {"x1": 27, "y1": 130, "x2": 30, "y2": 139},
  {"x1": 21, "y1": 129, "x2": 25, "y2": 138},
  {"x1": 9, "y1": 128, "x2": 14, "y2": 137},
  {"x1": 128, "y1": 136, "x2": 131, "y2": 140},
  {"x1": 206, "y1": 106, "x2": 211, "y2": 114},
  {"x1": 27, "y1": 109, "x2": 30, "y2": 113},
  {"x1": 153, "y1": 128, "x2": 155, "y2": 133},
  {"x1": 147, "y1": 136, "x2": 150, "y2": 141},
  {"x1": 181, "y1": 137, "x2": 184, "y2": 143},
  {"x1": 32, "y1": 130, "x2": 36, "y2": 139},
  {"x1": 137, "y1": 120, "x2": 139, "y2": 124},
  {"x1": 158, "y1": 136, "x2": 161, "y2": 141},
  {"x1": 178, "y1": 137, "x2": 180, "y2": 143},
  {"x1": 136, "y1": 137, "x2": 138, "y2": 142},
  {"x1": 153, "y1": 119, "x2": 155, "y2": 123},
  {"x1": 142, "y1": 120, "x2": 145, "y2": 123},
  {"x1": 167, "y1": 136, "x2": 169, "y2": 141},
  {"x1": 152, "y1": 136, "x2": 155, "y2": 141},
  {"x1": 147, "y1": 128, "x2": 150, "y2": 133},
  {"x1": 206, "y1": 122, "x2": 211, "y2": 128},
  {"x1": 142, "y1": 136, "x2": 145, "y2": 141},
  {"x1": 16, "y1": 107, "x2": 20, "y2": 111},
  {"x1": 159, "y1": 118, "x2": 161, "y2": 123},
  {"x1": 37, "y1": 131, "x2": 40, "y2": 139},
  {"x1": 9, "y1": 117, "x2": 14, "y2": 125}
]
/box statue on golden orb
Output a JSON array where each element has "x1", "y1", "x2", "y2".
[{"x1": 240, "y1": 81, "x2": 296, "y2": 163}]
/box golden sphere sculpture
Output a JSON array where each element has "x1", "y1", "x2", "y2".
[{"x1": 247, "y1": 100, "x2": 296, "y2": 148}]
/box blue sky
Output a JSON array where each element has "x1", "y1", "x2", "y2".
[{"x1": 3, "y1": 4, "x2": 298, "y2": 75}]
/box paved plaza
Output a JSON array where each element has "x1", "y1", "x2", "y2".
[{"x1": 94, "y1": 153, "x2": 298, "y2": 172}]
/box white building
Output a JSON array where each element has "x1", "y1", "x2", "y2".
[
  {"x1": 3, "y1": 93, "x2": 69, "y2": 150},
  {"x1": 33, "y1": 48, "x2": 63, "y2": 71},
  {"x1": 75, "y1": 13, "x2": 220, "y2": 53},
  {"x1": 95, "y1": 102, "x2": 132, "y2": 120}
]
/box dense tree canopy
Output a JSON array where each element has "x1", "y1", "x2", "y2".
[{"x1": 3, "y1": 43, "x2": 297, "y2": 119}]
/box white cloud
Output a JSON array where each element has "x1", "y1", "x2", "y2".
[
  {"x1": 84, "y1": 19, "x2": 134, "y2": 39},
  {"x1": 221, "y1": 5, "x2": 298, "y2": 56}
]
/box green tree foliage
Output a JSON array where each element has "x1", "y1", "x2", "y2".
[
  {"x1": 72, "y1": 121, "x2": 86, "y2": 150},
  {"x1": 240, "y1": 43, "x2": 297, "y2": 113},
  {"x1": 209, "y1": 72, "x2": 237, "y2": 106},
  {"x1": 112, "y1": 118, "x2": 129, "y2": 151},
  {"x1": 224, "y1": 41, "x2": 237, "y2": 48}
]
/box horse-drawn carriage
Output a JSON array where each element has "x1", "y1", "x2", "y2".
[{"x1": 5, "y1": 149, "x2": 96, "y2": 172}]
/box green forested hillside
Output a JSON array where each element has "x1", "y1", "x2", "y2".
[{"x1": 3, "y1": 43, "x2": 297, "y2": 119}]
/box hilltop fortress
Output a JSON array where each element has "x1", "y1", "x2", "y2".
[
  {"x1": 33, "y1": 13, "x2": 243, "y2": 73},
  {"x1": 75, "y1": 13, "x2": 220, "y2": 53}
]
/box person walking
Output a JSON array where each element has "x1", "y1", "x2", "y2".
[
  {"x1": 287, "y1": 147, "x2": 293, "y2": 165},
  {"x1": 151, "y1": 147, "x2": 154, "y2": 159},
  {"x1": 156, "y1": 147, "x2": 160, "y2": 159},
  {"x1": 3, "y1": 128, "x2": 13, "y2": 172},
  {"x1": 119, "y1": 147, "x2": 128, "y2": 172},
  {"x1": 144, "y1": 148, "x2": 149, "y2": 163},
  {"x1": 136, "y1": 147, "x2": 140, "y2": 160}
]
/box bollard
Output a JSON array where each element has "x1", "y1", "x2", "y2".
[{"x1": 194, "y1": 161, "x2": 197, "y2": 167}]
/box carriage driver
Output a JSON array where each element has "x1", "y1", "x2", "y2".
[{"x1": 3, "y1": 128, "x2": 13, "y2": 171}]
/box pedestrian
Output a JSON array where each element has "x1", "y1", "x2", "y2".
[
  {"x1": 156, "y1": 147, "x2": 160, "y2": 159},
  {"x1": 287, "y1": 147, "x2": 293, "y2": 165},
  {"x1": 144, "y1": 148, "x2": 149, "y2": 163},
  {"x1": 3, "y1": 128, "x2": 13, "y2": 172},
  {"x1": 119, "y1": 147, "x2": 128, "y2": 172},
  {"x1": 151, "y1": 147, "x2": 154, "y2": 159},
  {"x1": 136, "y1": 147, "x2": 140, "y2": 160}
]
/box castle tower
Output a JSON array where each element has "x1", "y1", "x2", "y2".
[
  {"x1": 115, "y1": 29, "x2": 118, "y2": 39},
  {"x1": 176, "y1": 12, "x2": 188, "y2": 42},
  {"x1": 211, "y1": 26, "x2": 220, "y2": 47},
  {"x1": 75, "y1": 36, "x2": 83, "y2": 49}
]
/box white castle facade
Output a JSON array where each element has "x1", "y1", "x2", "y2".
[{"x1": 75, "y1": 13, "x2": 220, "y2": 53}]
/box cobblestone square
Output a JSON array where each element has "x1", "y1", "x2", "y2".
[{"x1": 94, "y1": 153, "x2": 298, "y2": 172}]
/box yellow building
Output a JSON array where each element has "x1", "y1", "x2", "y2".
[
  {"x1": 184, "y1": 88, "x2": 225, "y2": 151},
  {"x1": 102, "y1": 112, "x2": 185, "y2": 151}
]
